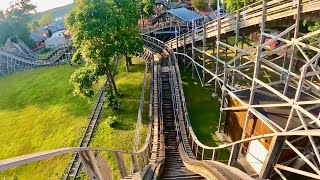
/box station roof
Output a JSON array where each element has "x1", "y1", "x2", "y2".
[{"x1": 167, "y1": 8, "x2": 203, "y2": 22}]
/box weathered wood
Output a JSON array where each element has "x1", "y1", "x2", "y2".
[
  {"x1": 95, "y1": 152, "x2": 112, "y2": 180},
  {"x1": 192, "y1": 30, "x2": 195, "y2": 79},
  {"x1": 114, "y1": 152, "x2": 127, "y2": 178},
  {"x1": 183, "y1": 34, "x2": 186, "y2": 69},
  {"x1": 79, "y1": 150, "x2": 103, "y2": 180},
  {"x1": 260, "y1": 136, "x2": 285, "y2": 178},
  {"x1": 214, "y1": 18, "x2": 221, "y2": 95},
  {"x1": 130, "y1": 154, "x2": 139, "y2": 173},
  {"x1": 228, "y1": 144, "x2": 241, "y2": 167},
  {"x1": 203, "y1": 24, "x2": 207, "y2": 85}
]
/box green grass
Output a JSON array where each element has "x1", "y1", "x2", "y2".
[
  {"x1": 180, "y1": 69, "x2": 222, "y2": 147},
  {"x1": 0, "y1": 57, "x2": 148, "y2": 179},
  {"x1": 0, "y1": 65, "x2": 98, "y2": 179},
  {"x1": 180, "y1": 63, "x2": 230, "y2": 161}
]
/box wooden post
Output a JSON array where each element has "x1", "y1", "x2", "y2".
[
  {"x1": 284, "y1": 0, "x2": 302, "y2": 95},
  {"x1": 260, "y1": 136, "x2": 286, "y2": 178},
  {"x1": 233, "y1": 10, "x2": 240, "y2": 87},
  {"x1": 114, "y1": 152, "x2": 128, "y2": 178},
  {"x1": 239, "y1": 0, "x2": 266, "y2": 156},
  {"x1": 192, "y1": 29, "x2": 195, "y2": 79},
  {"x1": 225, "y1": 36, "x2": 228, "y2": 61},
  {"x1": 183, "y1": 34, "x2": 186, "y2": 70},
  {"x1": 212, "y1": 37, "x2": 216, "y2": 73},
  {"x1": 228, "y1": 144, "x2": 241, "y2": 167},
  {"x1": 176, "y1": 35, "x2": 178, "y2": 52},
  {"x1": 131, "y1": 154, "x2": 139, "y2": 173},
  {"x1": 214, "y1": 18, "x2": 221, "y2": 95},
  {"x1": 203, "y1": 24, "x2": 207, "y2": 85},
  {"x1": 79, "y1": 150, "x2": 104, "y2": 180}
]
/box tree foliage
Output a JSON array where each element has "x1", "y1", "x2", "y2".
[
  {"x1": 66, "y1": 0, "x2": 143, "y2": 99},
  {"x1": 210, "y1": 0, "x2": 218, "y2": 11},
  {"x1": 139, "y1": 0, "x2": 155, "y2": 16},
  {"x1": 192, "y1": 0, "x2": 208, "y2": 11},
  {"x1": 0, "y1": 0, "x2": 36, "y2": 47},
  {"x1": 301, "y1": 20, "x2": 320, "y2": 66},
  {"x1": 225, "y1": 0, "x2": 256, "y2": 12},
  {"x1": 38, "y1": 13, "x2": 55, "y2": 26},
  {"x1": 28, "y1": 20, "x2": 40, "y2": 31}
]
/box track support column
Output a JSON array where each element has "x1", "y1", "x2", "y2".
[
  {"x1": 214, "y1": 18, "x2": 221, "y2": 95},
  {"x1": 192, "y1": 29, "x2": 195, "y2": 79},
  {"x1": 183, "y1": 34, "x2": 186, "y2": 70},
  {"x1": 260, "y1": 136, "x2": 286, "y2": 178},
  {"x1": 202, "y1": 24, "x2": 207, "y2": 85}
]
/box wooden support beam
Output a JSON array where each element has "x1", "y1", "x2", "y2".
[
  {"x1": 260, "y1": 136, "x2": 286, "y2": 179},
  {"x1": 214, "y1": 18, "x2": 221, "y2": 95},
  {"x1": 228, "y1": 144, "x2": 241, "y2": 167},
  {"x1": 114, "y1": 152, "x2": 128, "y2": 178},
  {"x1": 203, "y1": 24, "x2": 207, "y2": 85},
  {"x1": 183, "y1": 34, "x2": 186, "y2": 69},
  {"x1": 79, "y1": 150, "x2": 104, "y2": 180},
  {"x1": 284, "y1": 0, "x2": 302, "y2": 96},
  {"x1": 192, "y1": 30, "x2": 195, "y2": 79}
]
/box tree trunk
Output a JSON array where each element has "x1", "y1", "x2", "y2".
[
  {"x1": 106, "y1": 66, "x2": 119, "y2": 96},
  {"x1": 110, "y1": 74, "x2": 118, "y2": 95},
  {"x1": 128, "y1": 56, "x2": 133, "y2": 65},
  {"x1": 125, "y1": 55, "x2": 131, "y2": 72}
]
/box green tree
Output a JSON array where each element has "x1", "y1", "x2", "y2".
[
  {"x1": 28, "y1": 20, "x2": 40, "y2": 31},
  {"x1": 301, "y1": 20, "x2": 320, "y2": 66},
  {"x1": 210, "y1": 0, "x2": 218, "y2": 10},
  {"x1": 225, "y1": 0, "x2": 258, "y2": 12},
  {"x1": 192, "y1": 0, "x2": 208, "y2": 11},
  {"x1": 0, "y1": 0, "x2": 36, "y2": 47},
  {"x1": 140, "y1": 0, "x2": 155, "y2": 16},
  {"x1": 39, "y1": 13, "x2": 55, "y2": 26},
  {"x1": 66, "y1": 0, "x2": 143, "y2": 98}
]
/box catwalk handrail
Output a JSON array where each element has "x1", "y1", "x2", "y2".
[{"x1": 166, "y1": 0, "x2": 320, "y2": 48}]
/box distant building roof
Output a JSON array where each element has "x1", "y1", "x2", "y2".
[
  {"x1": 167, "y1": 8, "x2": 203, "y2": 22},
  {"x1": 30, "y1": 32, "x2": 46, "y2": 42},
  {"x1": 35, "y1": 18, "x2": 65, "y2": 36},
  {"x1": 176, "y1": 1, "x2": 193, "y2": 9}
]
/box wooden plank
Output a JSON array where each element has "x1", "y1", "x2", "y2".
[
  {"x1": 114, "y1": 152, "x2": 128, "y2": 178},
  {"x1": 260, "y1": 136, "x2": 285, "y2": 178}
]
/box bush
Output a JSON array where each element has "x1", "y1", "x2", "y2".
[
  {"x1": 105, "y1": 86, "x2": 121, "y2": 110},
  {"x1": 106, "y1": 116, "x2": 118, "y2": 127}
]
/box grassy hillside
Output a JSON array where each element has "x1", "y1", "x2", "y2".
[
  {"x1": 0, "y1": 58, "x2": 148, "y2": 179},
  {"x1": 0, "y1": 65, "x2": 96, "y2": 179},
  {"x1": 32, "y1": 3, "x2": 76, "y2": 20}
]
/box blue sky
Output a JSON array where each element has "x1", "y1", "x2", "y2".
[{"x1": 0, "y1": 0, "x2": 74, "y2": 12}]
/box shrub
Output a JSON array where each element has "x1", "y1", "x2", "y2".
[
  {"x1": 106, "y1": 116, "x2": 118, "y2": 127},
  {"x1": 105, "y1": 86, "x2": 122, "y2": 110}
]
